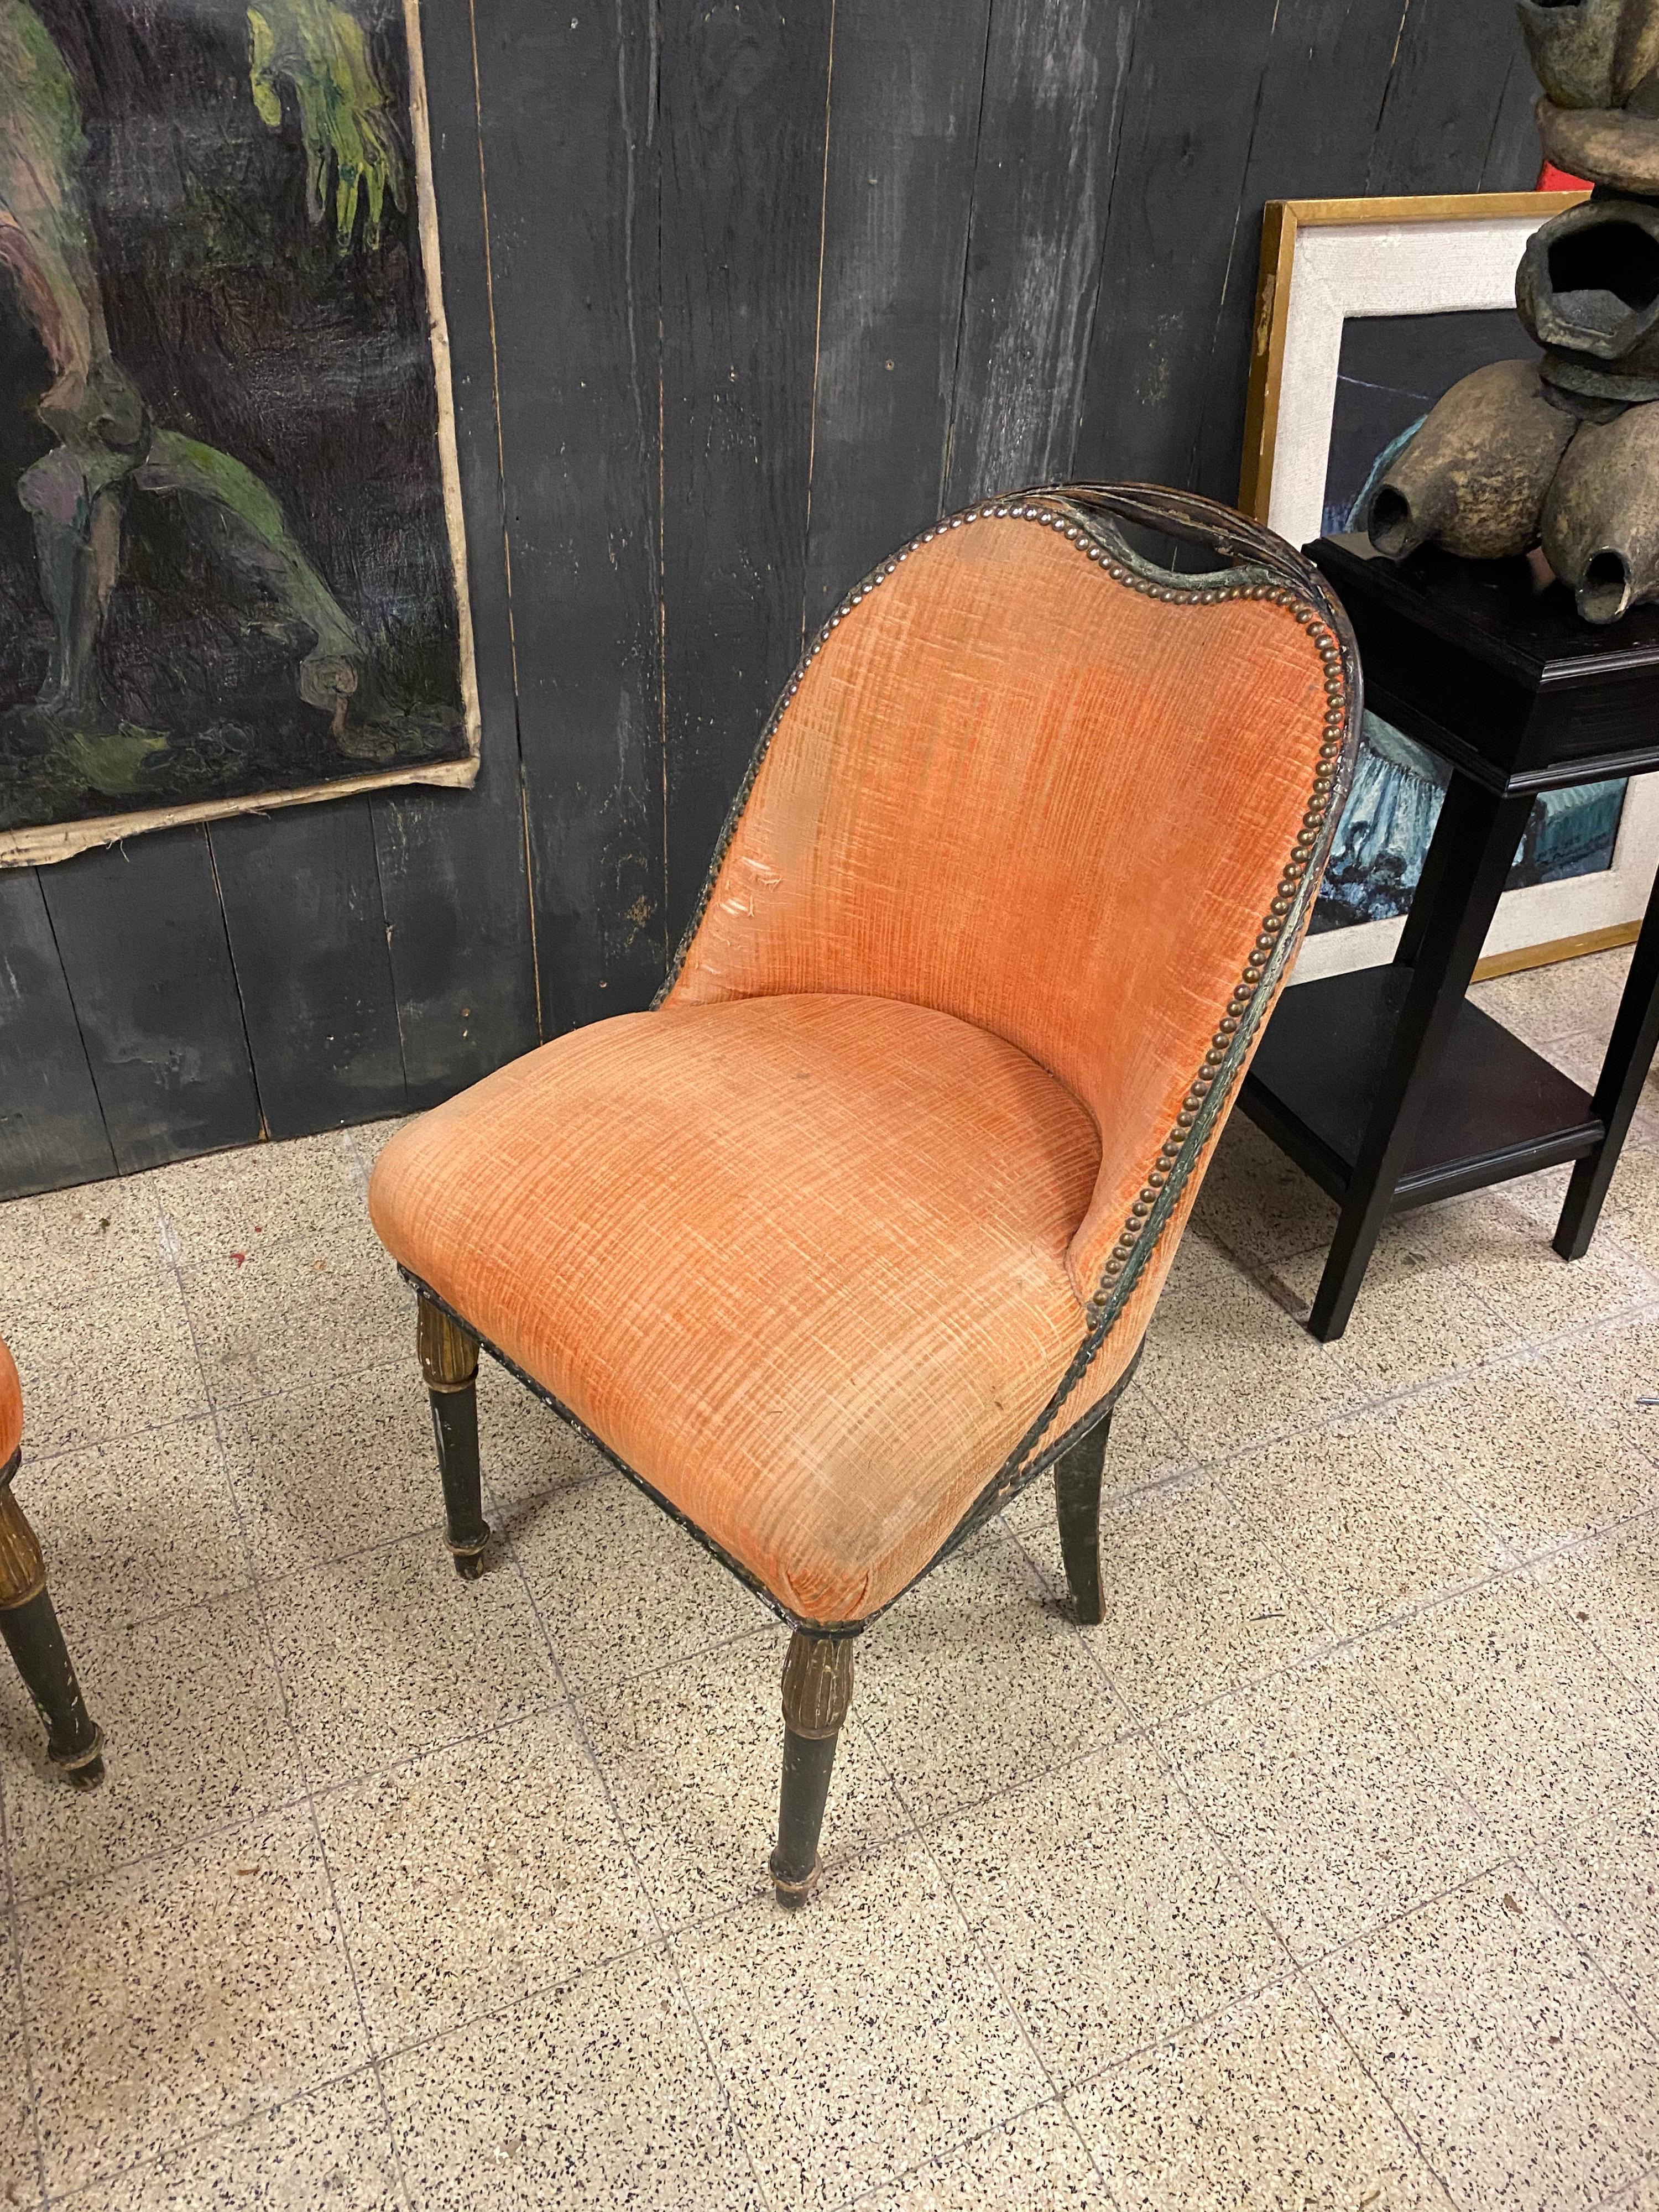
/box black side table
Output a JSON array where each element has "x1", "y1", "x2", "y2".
[{"x1": 1240, "y1": 532, "x2": 1659, "y2": 1343}]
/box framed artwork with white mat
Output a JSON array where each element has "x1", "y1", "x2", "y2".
[{"x1": 1240, "y1": 191, "x2": 1659, "y2": 985}]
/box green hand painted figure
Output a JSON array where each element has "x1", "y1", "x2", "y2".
[
  {"x1": 249, "y1": 0, "x2": 408, "y2": 253},
  {"x1": 0, "y1": 0, "x2": 404, "y2": 755}
]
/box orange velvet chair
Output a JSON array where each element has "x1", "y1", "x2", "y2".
[
  {"x1": 371, "y1": 484, "x2": 1359, "y2": 1903},
  {"x1": 0, "y1": 1334, "x2": 103, "y2": 1787}
]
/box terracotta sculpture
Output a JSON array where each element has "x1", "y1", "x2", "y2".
[{"x1": 1369, "y1": 0, "x2": 1659, "y2": 622}]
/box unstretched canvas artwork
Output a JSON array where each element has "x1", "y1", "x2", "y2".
[{"x1": 0, "y1": 0, "x2": 476, "y2": 865}]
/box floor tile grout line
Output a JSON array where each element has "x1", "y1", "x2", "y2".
[
  {"x1": 1052, "y1": 1948, "x2": 1308, "y2": 2095},
  {"x1": 21, "y1": 1218, "x2": 1659, "y2": 1587},
  {"x1": 445, "y1": 1464, "x2": 785, "y2": 2212},
  {"x1": 1119, "y1": 1546, "x2": 1535, "y2": 1961},
  {"x1": 4, "y1": 1622, "x2": 896, "y2": 1913},
  {"x1": 1186, "y1": 1295, "x2": 1620, "y2": 1670},
  {"x1": 1273, "y1": 1864, "x2": 1545, "y2": 2210},
  {"x1": 338, "y1": 1807, "x2": 990, "y2": 2083},
  {"x1": 7, "y1": 1183, "x2": 256, "y2": 2211},
  {"x1": 1047, "y1": 1571, "x2": 1327, "y2": 2081},
  {"x1": 758, "y1": 1665, "x2": 1102, "y2": 2211},
  {"x1": 38, "y1": 2054, "x2": 395, "y2": 2211},
  {"x1": 1285, "y1": 1966, "x2": 1468, "y2": 2206},
  {"x1": 13, "y1": 1403, "x2": 220, "y2": 1480},
  {"x1": 833, "y1": 2091, "x2": 1089, "y2": 2212},
  {"x1": 904, "y1": 1516, "x2": 1266, "y2": 2205},
  {"x1": 2, "y1": 1150, "x2": 384, "y2": 1327},
  {"x1": 1104, "y1": 1526, "x2": 1659, "y2": 1749},
  {"x1": 1281, "y1": 1855, "x2": 1531, "y2": 1983},
  {"x1": 1211, "y1": 1207, "x2": 1659, "y2": 1572},
  {"x1": 1005, "y1": 1455, "x2": 1545, "y2": 1903},
  {"x1": 1, "y1": 1716, "x2": 912, "y2": 1931},
  {"x1": 239, "y1": 1614, "x2": 418, "y2": 2205},
  {"x1": 13, "y1": 1352, "x2": 416, "y2": 1475},
  {"x1": 156, "y1": 1197, "x2": 421, "y2": 2212},
  {"x1": 555, "y1": 1615, "x2": 789, "y2": 1705},
  {"x1": 0, "y1": 1751, "x2": 51, "y2": 2211},
  {"x1": 1252, "y1": 1185, "x2": 1659, "y2": 1351},
  {"x1": 1042, "y1": 1853, "x2": 1495, "y2": 2210},
  {"x1": 7, "y1": 1786, "x2": 324, "y2": 1911},
  {"x1": 1591, "y1": 2164, "x2": 1659, "y2": 2212},
  {"x1": 401, "y1": 1468, "x2": 1659, "y2": 1933},
  {"x1": 1222, "y1": 1830, "x2": 1521, "y2": 1987},
  {"x1": 1514, "y1": 1853, "x2": 1659, "y2": 2058},
  {"x1": 17, "y1": 1573, "x2": 260, "y2": 1656},
  {"x1": 839, "y1": 1693, "x2": 1072, "y2": 2109},
  {"x1": 1173, "y1": 1268, "x2": 1659, "y2": 1480}
]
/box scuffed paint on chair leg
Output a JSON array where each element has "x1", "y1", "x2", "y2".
[
  {"x1": 0, "y1": 1466, "x2": 103, "y2": 1787},
  {"x1": 769, "y1": 1629, "x2": 855, "y2": 1907},
  {"x1": 418, "y1": 1294, "x2": 491, "y2": 1579},
  {"x1": 1055, "y1": 1410, "x2": 1114, "y2": 1627}
]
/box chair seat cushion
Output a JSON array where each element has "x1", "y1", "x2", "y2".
[{"x1": 369, "y1": 993, "x2": 1099, "y2": 1623}]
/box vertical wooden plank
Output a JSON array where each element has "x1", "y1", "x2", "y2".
[
  {"x1": 1188, "y1": 0, "x2": 1416, "y2": 503},
  {"x1": 661, "y1": 0, "x2": 832, "y2": 939},
  {"x1": 1074, "y1": 0, "x2": 1280, "y2": 491},
  {"x1": 369, "y1": 0, "x2": 539, "y2": 1107},
  {"x1": 0, "y1": 872, "x2": 116, "y2": 1198},
  {"x1": 39, "y1": 830, "x2": 261, "y2": 1172},
  {"x1": 1480, "y1": 43, "x2": 1546, "y2": 190},
  {"x1": 472, "y1": 0, "x2": 665, "y2": 1031},
  {"x1": 1368, "y1": 0, "x2": 1538, "y2": 195},
  {"x1": 210, "y1": 801, "x2": 408, "y2": 1136},
  {"x1": 941, "y1": 0, "x2": 1138, "y2": 509},
  {"x1": 802, "y1": 0, "x2": 992, "y2": 622},
  {"x1": 372, "y1": 768, "x2": 536, "y2": 1107}
]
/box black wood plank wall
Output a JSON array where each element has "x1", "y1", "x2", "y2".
[{"x1": 0, "y1": 0, "x2": 1537, "y2": 1198}]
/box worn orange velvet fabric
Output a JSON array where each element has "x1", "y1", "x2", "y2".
[
  {"x1": 672, "y1": 517, "x2": 1329, "y2": 1297},
  {"x1": 371, "y1": 501, "x2": 1338, "y2": 1624},
  {"x1": 373, "y1": 995, "x2": 1098, "y2": 1620},
  {"x1": 0, "y1": 1335, "x2": 21, "y2": 1467}
]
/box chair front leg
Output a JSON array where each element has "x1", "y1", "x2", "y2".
[
  {"x1": 1055, "y1": 1410, "x2": 1114, "y2": 1627},
  {"x1": 417, "y1": 1295, "x2": 491, "y2": 1579},
  {"x1": 0, "y1": 1460, "x2": 103, "y2": 1787},
  {"x1": 769, "y1": 1629, "x2": 855, "y2": 1908}
]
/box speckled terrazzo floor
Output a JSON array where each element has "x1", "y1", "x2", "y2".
[{"x1": 4, "y1": 947, "x2": 1659, "y2": 2210}]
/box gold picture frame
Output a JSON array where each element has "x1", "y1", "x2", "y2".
[{"x1": 1238, "y1": 190, "x2": 1584, "y2": 526}]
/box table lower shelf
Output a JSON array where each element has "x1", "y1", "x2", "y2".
[{"x1": 1240, "y1": 964, "x2": 1604, "y2": 1209}]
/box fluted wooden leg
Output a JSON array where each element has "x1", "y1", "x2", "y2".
[
  {"x1": 769, "y1": 1630, "x2": 855, "y2": 1908},
  {"x1": 0, "y1": 1461, "x2": 103, "y2": 1787},
  {"x1": 1055, "y1": 1411, "x2": 1114, "y2": 1627},
  {"x1": 418, "y1": 1295, "x2": 490, "y2": 1579}
]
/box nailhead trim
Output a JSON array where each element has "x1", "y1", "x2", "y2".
[{"x1": 1081, "y1": 567, "x2": 1351, "y2": 1303}]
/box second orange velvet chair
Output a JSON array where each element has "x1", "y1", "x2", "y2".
[{"x1": 371, "y1": 483, "x2": 1360, "y2": 1903}]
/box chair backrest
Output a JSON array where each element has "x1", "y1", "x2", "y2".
[{"x1": 666, "y1": 484, "x2": 1358, "y2": 1314}]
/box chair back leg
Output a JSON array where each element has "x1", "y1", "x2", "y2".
[
  {"x1": 769, "y1": 1630, "x2": 855, "y2": 1907},
  {"x1": 1054, "y1": 1411, "x2": 1115, "y2": 1626},
  {"x1": 417, "y1": 1295, "x2": 491, "y2": 1578}
]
